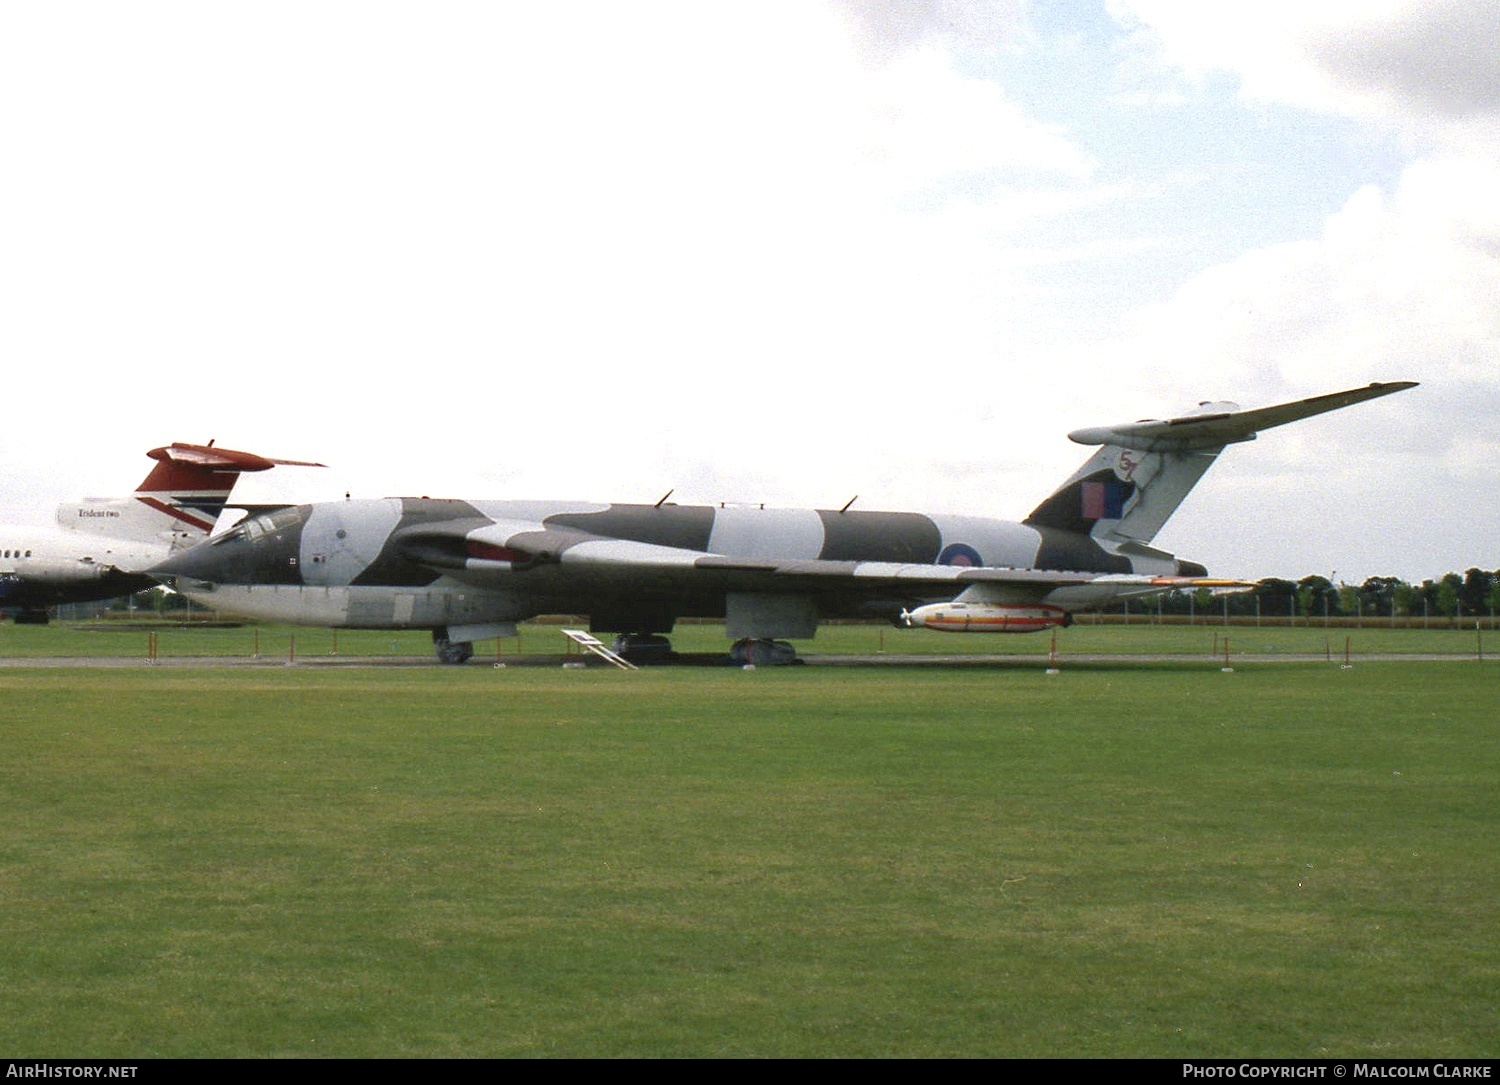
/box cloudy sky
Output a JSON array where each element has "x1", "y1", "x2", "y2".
[{"x1": 2, "y1": 1, "x2": 1496, "y2": 583}]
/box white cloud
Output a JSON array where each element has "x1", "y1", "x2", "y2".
[
  {"x1": 861, "y1": 48, "x2": 1095, "y2": 194},
  {"x1": 1113, "y1": 155, "x2": 1500, "y2": 401},
  {"x1": 1111, "y1": 0, "x2": 1500, "y2": 147},
  {"x1": 1105, "y1": 151, "x2": 1500, "y2": 579},
  {"x1": 830, "y1": 0, "x2": 1028, "y2": 62},
  {"x1": 0, "y1": 3, "x2": 1104, "y2": 517},
  {"x1": 1306, "y1": 0, "x2": 1500, "y2": 122}
]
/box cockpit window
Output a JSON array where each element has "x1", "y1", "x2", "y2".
[{"x1": 213, "y1": 506, "x2": 303, "y2": 545}]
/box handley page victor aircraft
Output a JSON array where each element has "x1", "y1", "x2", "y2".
[
  {"x1": 0, "y1": 442, "x2": 322, "y2": 622},
  {"x1": 152, "y1": 382, "x2": 1415, "y2": 664}
]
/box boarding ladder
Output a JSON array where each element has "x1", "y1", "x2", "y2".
[{"x1": 560, "y1": 629, "x2": 639, "y2": 670}]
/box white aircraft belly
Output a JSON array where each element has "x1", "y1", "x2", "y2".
[{"x1": 178, "y1": 582, "x2": 524, "y2": 630}]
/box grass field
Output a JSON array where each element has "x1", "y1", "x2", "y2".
[{"x1": 1, "y1": 629, "x2": 1497, "y2": 1057}]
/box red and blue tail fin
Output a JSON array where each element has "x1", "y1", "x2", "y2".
[{"x1": 60, "y1": 442, "x2": 324, "y2": 548}]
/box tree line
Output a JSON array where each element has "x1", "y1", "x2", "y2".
[{"x1": 1136, "y1": 568, "x2": 1500, "y2": 621}]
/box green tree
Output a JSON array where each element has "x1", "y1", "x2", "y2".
[
  {"x1": 1359, "y1": 576, "x2": 1406, "y2": 616},
  {"x1": 1297, "y1": 575, "x2": 1336, "y2": 620},
  {"x1": 1460, "y1": 568, "x2": 1493, "y2": 617},
  {"x1": 1255, "y1": 578, "x2": 1298, "y2": 617},
  {"x1": 1436, "y1": 573, "x2": 1462, "y2": 619},
  {"x1": 1394, "y1": 581, "x2": 1422, "y2": 618}
]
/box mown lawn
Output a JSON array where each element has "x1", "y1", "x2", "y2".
[{"x1": 1, "y1": 663, "x2": 1495, "y2": 1056}]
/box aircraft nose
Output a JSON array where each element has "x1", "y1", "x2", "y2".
[
  {"x1": 149, "y1": 540, "x2": 234, "y2": 586},
  {"x1": 149, "y1": 507, "x2": 310, "y2": 587}
]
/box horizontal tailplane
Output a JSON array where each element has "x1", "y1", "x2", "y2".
[{"x1": 1027, "y1": 381, "x2": 1416, "y2": 545}]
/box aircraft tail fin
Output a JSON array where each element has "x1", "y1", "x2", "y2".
[
  {"x1": 1025, "y1": 381, "x2": 1416, "y2": 546},
  {"x1": 60, "y1": 442, "x2": 325, "y2": 549}
]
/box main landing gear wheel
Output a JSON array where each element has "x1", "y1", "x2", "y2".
[
  {"x1": 611, "y1": 633, "x2": 674, "y2": 664},
  {"x1": 432, "y1": 629, "x2": 474, "y2": 665},
  {"x1": 728, "y1": 638, "x2": 800, "y2": 666}
]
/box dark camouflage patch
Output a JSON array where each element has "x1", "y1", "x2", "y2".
[
  {"x1": 1028, "y1": 525, "x2": 1131, "y2": 573},
  {"x1": 546, "y1": 504, "x2": 716, "y2": 552},
  {"x1": 816, "y1": 510, "x2": 942, "y2": 563}
]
